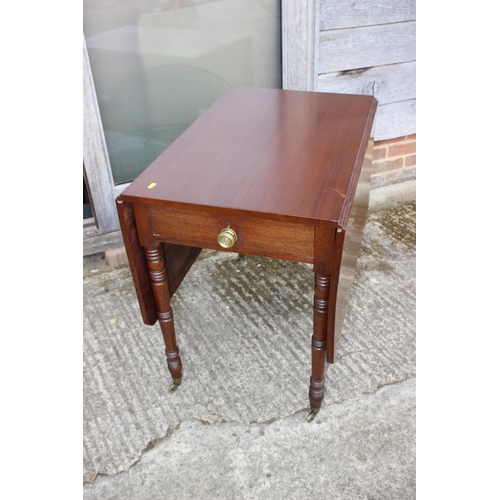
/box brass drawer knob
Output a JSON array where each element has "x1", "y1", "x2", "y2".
[{"x1": 217, "y1": 227, "x2": 237, "y2": 249}]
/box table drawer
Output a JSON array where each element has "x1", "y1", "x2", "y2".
[{"x1": 146, "y1": 204, "x2": 315, "y2": 263}]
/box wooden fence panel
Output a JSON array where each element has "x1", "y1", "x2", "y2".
[
  {"x1": 282, "y1": 0, "x2": 320, "y2": 91},
  {"x1": 372, "y1": 99, "x2": 416, "y2": 141},
  {"x1": 318, "y1": 61, "x2": 415, "y2": 106},
  {"x1": 319, "y1": 21, "x2": 416, "y2": 73},
  {"x1": 320, "y1": 0, "x2": 415, "y2": 30}
]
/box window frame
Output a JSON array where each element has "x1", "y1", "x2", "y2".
[{"x1": 83, "y1": 0, "x2": 319, "y2": 255}]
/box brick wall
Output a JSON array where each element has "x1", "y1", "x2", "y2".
[{"x1": 371, "y1": 134, "x2": 416, "y2": 187}]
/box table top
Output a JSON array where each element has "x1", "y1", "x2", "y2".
[{"x1": 121, "y1": 87, "x2": 377, "y2": 228}]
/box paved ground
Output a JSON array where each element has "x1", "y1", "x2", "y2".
[{"x1": 83, "y1": 180, "x2": 416, "y2": 499}]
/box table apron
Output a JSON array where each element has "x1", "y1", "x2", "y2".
[{"x1": 134, "y1": 203, "x2": 316, "y2": 264}]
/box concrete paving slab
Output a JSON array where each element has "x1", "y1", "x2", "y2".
[
  {"x1": 84, "y1": 379, "x2": 415, "y2": 500},
  {"x1": 83, "y1": 180, "x2": 416, "y2": 498}
]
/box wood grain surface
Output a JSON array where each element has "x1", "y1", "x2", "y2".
[
  {"x1": 117, "y1": 88, "x2": 378, "y2": 412},
  {"x1": 147, "y1": 204, "x2": 315, "y2": 263},
  {"x1": 318, "y1": 61, "x2": 415, "y2": 106},
  {"x1": 320, "y1": 0, "x2": 415, "y2": 30},
  {"x1": 115, "y1": 199, "x2": 157, "y2": 325},
  {"x1": 120, "y1": 87, "x2": 377, "y2": 229},
  {"x1": 319, "y1": 22, "x2": 416, "y2": 74}
]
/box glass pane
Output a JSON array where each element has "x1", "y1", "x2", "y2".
[{"x1": 84, "y1": 0, "x2": 282, "y2": 185}]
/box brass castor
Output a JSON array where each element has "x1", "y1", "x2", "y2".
[
  {"x1": 306, "y1": 408, "x2": 319, "y2": 423},
  {"x1": 169, "y1": 378, "x2": 182, "y2": 392}
]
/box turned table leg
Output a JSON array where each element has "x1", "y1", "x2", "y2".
[
  {"x1": 144, "y1": 245, "x2": 183, "y2": 391},
  {"x1": 306, "y1": 273, "x2": 330, "y2": 422}
]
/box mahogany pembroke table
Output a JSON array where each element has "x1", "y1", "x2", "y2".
[{"x1": 116, "y1": 88, "x2": 377, "y2": 422}]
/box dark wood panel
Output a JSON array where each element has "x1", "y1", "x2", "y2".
[
  {"x1": 313, "y1": 225, "x2": 337, "y2": 275},
  {"x1": 149, "y1": 204, "x2": 315, "y2": 263},
  {"x1": 120, "y1": 88, "x2": 377, "y2": 228},
  {"x1": 161, "y1": 243, "x2": 202, "y2": 297},
  {"x1": 116, "y1": 88, "x2": 377, "y2": 417},
  {"x1": 115, "y1": 199, "x2": 157, "y2": 325},
  {"x1": 328, "y1": 138, "x2": 373, "y2": 362}
]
